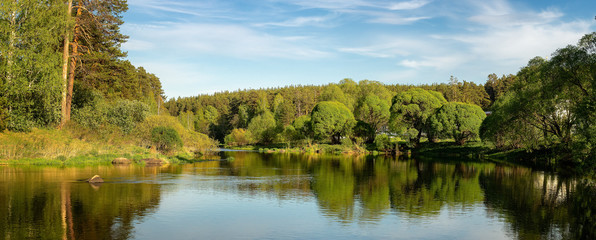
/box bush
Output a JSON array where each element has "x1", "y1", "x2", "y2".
[
  {"x1": 135, "y1": 115, "x2": 217, "y2": 154},
  {"x1": 151, "y1": 127, "x2": 183, "y2": 153},
  {"x1": 374, "y1": 134, "x2": 391, "y2": 151},
  {"x1": 224, "y1": 128, "x2": 255, "y2": 147},
  {"x1": 106, "y1": 100, "x2": 149, "y2": 134},
  {"x1": 72, "y1": 91, "x2": 107, "y2": 130}
]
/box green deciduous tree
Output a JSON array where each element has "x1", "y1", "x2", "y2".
[
  {"x1": 481, "y1": 32, "x2": 596, "y2": 165},
  {"x1": 319, "y1": 84, "x2": 352, "y2": 110},
  {"x1": 0, "y1": 0, "x2": 67, "y2": 131},
  {"x1": 354, "y1": 94, "x2": 390, "y2": 143},
  {"x1": 311, "y1": 101, "x2": 356, "y2": 144},
  {"x1": 428, "y1": 102, "x2": 486, "y2": 145},
  {"x1": 106, "y1": 100, "x2": 149, "y2": 134},
  {"x1": 224, "y1": 128, "x2": 254, "y2": 147},
  {"x1": 247, "y1": 111, "x2": 277, "y2": 144},
  {"x1": 389, "y1": 88, "x2": 446, "y2": 145}
]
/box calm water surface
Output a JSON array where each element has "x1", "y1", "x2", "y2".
[{"x1": 1, "y1": 152, "x2": 594, "y2": 239}]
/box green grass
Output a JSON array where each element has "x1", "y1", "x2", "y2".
[{"x1": 414, "y1": 141, "x2": 491, "y2": 159}]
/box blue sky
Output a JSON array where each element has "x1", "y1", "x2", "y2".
[{"x1": 121, "y1": 0, "x2": 596, "y2": 98}]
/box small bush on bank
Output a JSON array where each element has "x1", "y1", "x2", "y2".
[
  {"x1": 151, "y1": 127, "x2": 183, "y2": 153},
  {"x1": 135, "y1": 115, "x2": 217, "y2": 155},
  {"x1": 374, "y1": 134, "x2": 391, "y2": 152},
  {"x1": 225, "y1": 128, "x2": 255, "y2": 147}
]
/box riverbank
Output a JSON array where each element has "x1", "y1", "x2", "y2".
[{"x1": 0, "y1": 120, "x2": 218, "y2": 166}]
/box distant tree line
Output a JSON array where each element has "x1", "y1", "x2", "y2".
[
  {"x1": 164, "y1": 78, "x2": 492, "y2": 148},
  {"x1": 165, "y1": 33, "x2": 595, "y2": 168}
]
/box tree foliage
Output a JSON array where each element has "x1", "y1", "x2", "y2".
[
  {"x1": 224, "y1": 128, "x2": 254, "y2": 147},
  {"x1": 481, "y1": 32, "x2": 596, "y2": 165},
  {"x1": 354, "y1": 95, "x2": 390, "y2": 142},
  {"x1": 247, "y1": 111, "x2": 277, "y2": 144},
  {"x1": 0, "y1": 0, "x2": 66, "y2": 131},
  {"x1": 311, "y1": 101, "x2": 356, "y2": 144},
  {"x1": 151, "y1": 126, "x2": 183, "y2": 153},
  {"x1": 428, "y1": 102, "x2": 486, "y2": 145},
  {"x1": 389, "y1": 88, "x2": 447, "y2": 144}
]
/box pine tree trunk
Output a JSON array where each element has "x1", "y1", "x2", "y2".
[
  {"x1": 60, "y1": 0, "x2": 73, "y2": 127},
  {"x1": 64, "y1": 2, "x2": 81, "y2": 123}
]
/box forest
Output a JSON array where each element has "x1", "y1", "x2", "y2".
[
  {"x1": 164, "y1": 33, "x2": 595, "y2": 171},
  {"x1": 0, "y1": 0, "x2": 216, "y2": 159},
  {"x1": 0, "y1": 1, "x2": 594, "y2": 172}
]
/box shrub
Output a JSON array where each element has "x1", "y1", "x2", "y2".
[
  {"x1": 151, "y1": 127, "x2": 183, "y2": 153},
  {"x1": 374, "y1": 134, "x2": 391, "y2": 151},
  {"x1": 224, "y1": 128, "x2": 254, "y2": 147},
  {"x1": 247, "y1": 111, "x2": 277, "y2": 144},
  {"x1": 72, "y1": 91, "x2": 107, "y2": 130},
  {"x1": 135, "y1": 115, "x2": 217, "y2": 154},
  {"x1": 106, "y1": 100, "x2": 149, "y2": 134}
]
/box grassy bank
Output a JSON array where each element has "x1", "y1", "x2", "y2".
[
  {"x1": 413, "y1": 141, "x2": 595, "y2": 175},
  {"x1": 0, "y1": 115, "x2": 219, "y2": 165}
]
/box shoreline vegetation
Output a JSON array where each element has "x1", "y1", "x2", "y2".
[{"x1": 0, "y1": 1, "x2": 593, "y2": 175}]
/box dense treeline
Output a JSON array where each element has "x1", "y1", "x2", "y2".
[
  {"x1": 164, "y1": 78, "x2": 491, "y2": 147},
  {"x1": 0, "y1": 0, "x2": 215, "y2": 156},
  {"x1": 482, "y1": 33, "x2": 596, "y2": 167},
  {"x1": 166, "y1": 33, "x2": 595, "y2": 170}
]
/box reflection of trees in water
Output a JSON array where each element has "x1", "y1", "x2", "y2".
[
  {"x1": 0, "y1": 166, "x2": 162, "y2": 240},
  {"x1": 3, "y1": 153, "x2": 591, "y2": 239},
  {"x1": 206, "y1": 152, "x2": 593, "y2": 239},
  {"x1": 388, "y1": 159, "x2": 486, "y2": 219},
  {"x1": 480, "y1": 167, "x2": 595, "y2": 240}
]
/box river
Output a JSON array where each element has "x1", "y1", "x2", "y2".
[{"x1": 0, "y1": 151, "x2": 594, "y2": 239}]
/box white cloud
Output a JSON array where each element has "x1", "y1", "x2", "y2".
[
  {"x1": 469, "y1": 10, "x2": 563, "y2": 28},
  {"x1": 369, "y1": 15, "x2": 430, "y2": 24},
  {"x1": 388, "y1": 0, "x2": 431, "y2": 11},
  {"x1": 399, "y1": 56, "x2": 465, "y2": 69},
  {"x1": 453, "y1": 22, "x2": 591, "y2": 64},
  {"x1": 123, "y1": 22, "x2": 330, "y2": 60},
  {"x1": 338, "y1": 36, "x2": 441, "y2": 58},
  {"x1": 255, "y1": 16, "x2": 332, "y2": 27},
  {"x1": 280, "y1": 0, "x2": 374, "y2": 10}
]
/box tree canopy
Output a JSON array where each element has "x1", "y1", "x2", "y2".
[
  {"x1": 389, "y1": 88, "x2": 447, "y2": 144},
  {"x1": 481, "y1": 32, "x2": 596, "y2": 163},
  {"x1": 428, "y1": 102, "x2": 486, "y2": 145},
  {"x1": 311, "y1": 101, "x2": 356, "y2": 144}
]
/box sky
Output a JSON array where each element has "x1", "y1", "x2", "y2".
[{"x1": 121, "y1": 0, "x2": 596, "y2": 98}]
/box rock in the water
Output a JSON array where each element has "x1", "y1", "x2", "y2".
[
  {"x1": 87, "y1": 175, "x2": 104, "y2": 183},
  {"x1": 140, "y1": 158, "x2": 164, "y2": 165},
  {"x1": 112, "y1": 157, "x2": 132, "y2": 165}
]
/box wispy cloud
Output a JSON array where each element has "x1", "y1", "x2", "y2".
[
  {"x1": 122, "y1": 0, "x2": 596, "y2": 96},
  {"x1": 123, "y1": 22, "x2": 330, "y2": 60},
  {"x1": 369, "y1": 14, "x2": 430, "y2": 24},
  {"x1": 388, "y1": 0, "x2": 432, "y2": 11},
  {"x1": 399, "y1": 56, "x2": 465, "y2": 69},
  {"x1": 255, "y1": 15, "x2": 333, "y2": 27}
]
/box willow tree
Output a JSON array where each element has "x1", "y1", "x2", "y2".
[
  {"x1": 427, "y1": 102, "x2": 486, "y2": 145},
  {"x1": 311, "y1": 101, "x2": 356, "y2": 144},
  {"x1": 0, "y1": 0, "x2": 67, "y2": 131},
  {"x1": 389, "y1": 88, "x2": 446, "y2": 145},
  {"x1": 354, "y1": 94, "x2": 390, "y2": 143},
  {"x1": 481, "y1": 32, "x2": 596, "y2": 163}
]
